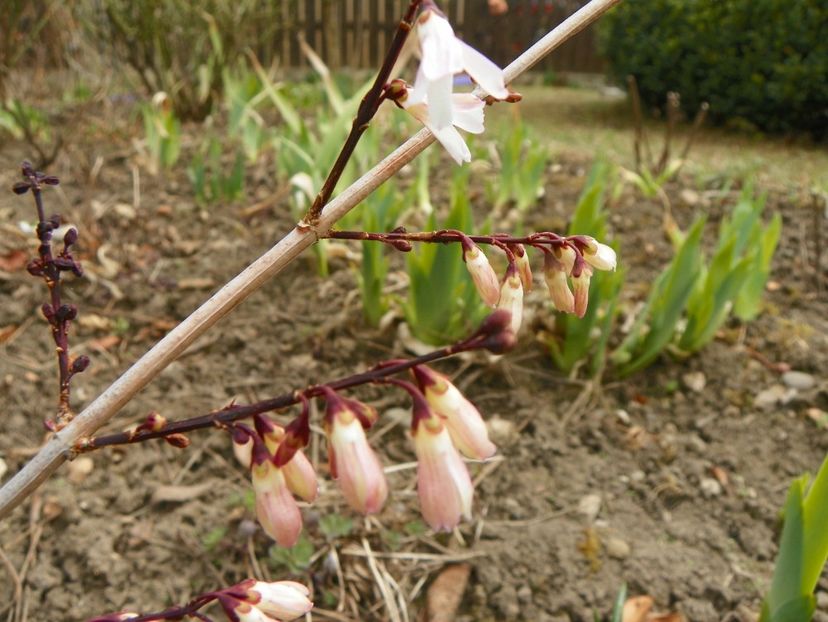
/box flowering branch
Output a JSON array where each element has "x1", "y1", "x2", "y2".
[
  {"x1": 304, "y1": 0, "x2": 424, "y2": 224},
  {"x1": 12, "y1": 161, "x2": 88, "y2": 429},
  {"x1": 71, "y1": 311, "x2": 515, "y2": 454},
  {"x1": 0, "y1": 0, "x2": 622, "y2": 522}
]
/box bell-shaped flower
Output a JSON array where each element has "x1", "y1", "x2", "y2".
[
  {"x1": 324, "y1": 390, "x2": 388, "y2": 515},
  {"x1": 581, "y1": 236, "x2": 617, "y2": 272},
  {"x1": 511, "y1": 244, "x2": 533, "y2": 291},
  {"x1": 462, "y1": 241, "x2": 500, "y2": 306},
  {"x1": 221, "y1": 599, "x2": 276, "y2": 622},
  {"x1": 412, "y1": 365, "x2": 496, "y2": 461},
  {"x1": 497, "y1": 264, "x2": 524, "y2": 334},
  {"x1": 254, "y1": 415, "x2": 318, "y2": 503},
  {"x1": 251, "y1": 443, "x2": 303, "y2": 547},
  {"x1": 416, "y1": 9, "x2": 508, "y2": 129},
  {"x1": 543, "y1": 251, "x2": 575, "y2": 314},
  {"x1": 245, "y1": 581, "x2": 313, "y2": 621},
  {"x1": 571, "y1": 264, "x2": 593, "y2": 319},
  {"x1": 412, "y1": 406, "x2": 474, "y2": 532}
]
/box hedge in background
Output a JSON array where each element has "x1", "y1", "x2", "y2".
[{"x1": 599, "y1": 0, "x2": 828, "y2": 137}]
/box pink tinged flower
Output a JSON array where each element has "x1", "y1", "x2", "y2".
[
  {"x1": 571, "y1": 264, "x2": 593, "y2": 319},
  {"x1": 463, "y1": 243, "x2": 501, "y2": 307},
  {"x1": 543, "y1": 252, "x2": 575, "y2": 314},
  {"x1": 281, "y1": 449, "x2": 318, "y2": 503},
  {"x1": 413, "y1": 410, "x2": 474, "y2": 532},
  {"x1": 413, "y1": 366, "x2": 496, "y2": 461},
  {"x1": 325, "y1": 391, "x2": 388, "y2": 515},
  {"x1": 248, "y1": 581, "x2": 313, "y2": 621},
  {"x1": 496, "y1": 266, "x2": 524, "y2": 335},
  {"x1": 251, "y1": 451, "x2": 303, "y2": 547},
  {"x1": 226, "y1": 600, "x2": 278, "y2": 622},
  {"x1": 416, "y1": 9, "x2": 508, "y2": 129},
  {"x1": 401, "y1": 89, "x2": 485, "y2": 165},
  {"x1": 511, "y1": 244, "x2": 533, "y2": 291},
  {"x1": 581, "y1": 236, "x2": 617, "y2": 272}
]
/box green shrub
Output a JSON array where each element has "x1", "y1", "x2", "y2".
[{"x1": 599, "y1": 0, "x2": 828, "y2": 136}]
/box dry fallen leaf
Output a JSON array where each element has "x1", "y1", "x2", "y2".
[
  {"x1": 623, "y1": 595, "x2": 685, "y2": 622},
  {"x1": 89, "y1": 334, "x2": 121, "y2": 351},
  {"x1": 425, "y1": 564, "x2": 471, "y2": 622},
  {"x1": 0, "y1": 325, "x2": 18, "y2": 344},
  {"x1": 151, "y1": 483, "x2": 213, "y2": 504},
  {"x1": 0, "y1": 249, "x2": 29, "y2": 272}
]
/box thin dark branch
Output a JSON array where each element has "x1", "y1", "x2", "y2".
[{"x1": 304, "y1": 0, "x2": 423, "y2": 224}]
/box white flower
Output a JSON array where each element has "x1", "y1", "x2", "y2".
[
  {"x1": 581, "y1": 236, "x2": 617, "y2": 271},
  {"x1": 401, "y1": 86, "x2": 485, "y2": 164},
  {"x1": 416, "y1": 9, "x2": 508, "y2": 129}
]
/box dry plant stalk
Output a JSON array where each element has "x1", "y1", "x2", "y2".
[{"x1": 0, "y1": 0, "x2": 622, "y2": 520}]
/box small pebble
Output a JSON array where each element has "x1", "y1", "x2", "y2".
[
  {"x1": 682, "y1": 371, "x2": 707, "y2": 393},
  {"x1": 578, "y1": 494, "x2": 602, "y2": 523},
  {"x1": 605, "y1": 537, "x2": 631, "y2": 559},
  {"x1": 517, "y1": 585, "x2": 533, "y2": 603},
  {"x1": 700, "y1": 477, "x2": 723, "y2": 498},
  {"x1": 67, "y1": 457, "x2": 94, "y2": 484},
  {"x1": 630, "y1": 470, "x2": 646, "y2": 483},
  {"x1": 754, "y1": 384, "x2": 792, "y2": 409},
  {"x1": 782, "y1": 370, "x2": 816, "y2": 391}
]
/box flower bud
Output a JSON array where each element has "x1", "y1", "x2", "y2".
[
  {"x1": 282, "y1": 449, "x2": 318, "y2": 503},
  {"x1": 232, "y1": 426, "x2": 254, "y2": 468},
  {"x1": 63, "y1": 227, "x2": 79, "y2": 247},
  {"x1": 412, "y1": 409, "x2": 474, "y2": 532},
  {"x1": 496, "y1": 266, "x2": 524, "y2": 335},
  {"x1": 254, "y1": 414, "x2": 285, "y2": 455},
  {"x1": 325, "y1": 390, "x2": 388, "y2": 515},
  {"x1": 510, "y1": 244, "x2": 533, "y2": 291},
  {"x1": 543, "y1": 252, "x2": 575, "y2": 314},
  {"x1": 246, "y1": 581, "x2": 313, "y2": 620},
  {"x1": 71, "y1": 355, "x2": 91, "y2": 374},
  {"x1": 571, "y1": 265, "x2": 592, "y2": 319},
  {"x1": 413, "y1": 366, "x2": 495, "y2": 460},
  {"x1": 252, "y1": 455, "x2": 303, "y2": 547},
  {"x1": 581, "y1": 236, "x2": 617, "y2": 271},
  {"x1": 463, "y1": 244, "x2": 500, "y2": 307},
  {"x1": 164, "y1": 433, "x2": 190, "y2": 448}
]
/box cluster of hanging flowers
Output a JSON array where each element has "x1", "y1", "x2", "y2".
[
  {"x1": 233, "y1": 364, "x2": 499, "y2": 540},
  {"x1": 461, "y1": 234, "x2": 617, "y2": 334}
]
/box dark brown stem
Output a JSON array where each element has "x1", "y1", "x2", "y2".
[
  {"x1": 325, "y1": 228, "x2": 573, "y2": 256},
  {"x1": 89, "y1": 594, "x2": 217, "y2": 622},
  {"x1": 73, "y1": 313, "x2": 512, "y2": 453},
  {"x1": 304, "y1": 0, "x2": 423, "y2": 225},
  {"x1": 15, "y1": 162, "x2": 85, "y2": 429}
]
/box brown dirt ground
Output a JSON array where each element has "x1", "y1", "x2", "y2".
[{"x1": 1, "y1": 99, "x2": 827, "y2": 622}]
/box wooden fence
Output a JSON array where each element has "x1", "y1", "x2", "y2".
[{"x1": 273, "y1": 0, "x2": 604, "y2": 74}]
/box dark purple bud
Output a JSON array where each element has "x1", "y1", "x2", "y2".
[
  {"x1": 48, "y1": 214, "x2": 61, "y2": 228},
  {"x1": 63, "y1": 227, "x2": 78, "y2": 246},
  {"x1": 41, "y1": 303, "x2": 55, "y2": 321},
  {"x1": 391, "y1": 239, "x2": 413, "y2": 252},
  {"x1": 12, "y1": 181, "x2": 30, "y2": 195},
  {"x1": 391, "y1": 226, "x2": 407, "y2": 234},
  {"x1": 27, "y1": 260, "x2": 45, "y2": 277},
  {"x1": 484, "y1": 327, "x2": 518, "y2": 354},
  {"x1": 71, "y1": 355, "x2": 91, "y2": 374},
  {"x1": 71, "y1": 260, "x2": 83, "y2": 278},
  {"x1": 164, "y1": 433, "x2": 190, "y2": 448},
  {"x1": 21, "y1": 161, "x2": 34, "y2": 177},
  {"x1": 55, "y1": 304, "x2": 78, "y2": 322},
  {"x1": 42, "y1": 175, "x2": 60, "y2": 186}
]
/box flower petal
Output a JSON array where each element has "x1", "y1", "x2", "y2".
[
  {"x1": 419, "y1": 12, "x2": 463, "y2": 80},
  {"x1": 426, "y1": 73, "x2": 455, "y2": 130},
  {"x1": 431, "y1": 124, "x2": 472, "y2": 164},
  {"x1": 459, "y1": 41, "x2": 508, "y2": 100},
  {"x1": 450, "y1": 94, "x2": 485, "y2": 134}
]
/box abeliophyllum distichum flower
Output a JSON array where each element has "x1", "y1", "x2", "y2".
[{"x1": 387, "y1": 2, "x2": 509, "y2": 163}]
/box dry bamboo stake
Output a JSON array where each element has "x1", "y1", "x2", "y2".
[{"x1": 0, "y1": 0, "x2": 622, "y2": 520}]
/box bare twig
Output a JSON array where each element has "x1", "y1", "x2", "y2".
[{"x1": 0, "y1": 0, "x2": 623, "y2": 521}]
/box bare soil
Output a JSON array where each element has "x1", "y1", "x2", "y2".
[{"x1": 1, "y1": 104, "x2": 827, "y2": 622}]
